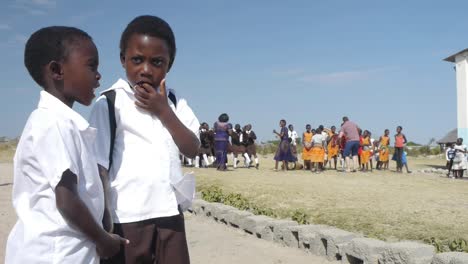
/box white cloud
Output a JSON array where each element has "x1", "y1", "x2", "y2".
[
  {"x1": 0, "y1": 34, "x2": 28, "y2": 47},
  {"x1": 295, "y1": 67, "x2": 392, "y2": 85},
  {"x1": 31, "y1": 0, "x2": 56, "y2": 7},
  {"x1": 0, "y1": 24, "x2": 12, "y2": 30},
  {"x1": 69, "y1": 10, "x2": 104, "y2": 25},
  {"x1": 10, "y1": 0, "x2": 56, "y2": 16},
  {"x1": 271, "y1": 69, "x2": 305, "y2": 76}
]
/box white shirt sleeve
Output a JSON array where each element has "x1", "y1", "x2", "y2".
[
  {"x1": 36, "y1": 122, "x2": 81, "y2": 189},
  {"x1": 175, "y1": 98, "x2": 200, "y2": 138},
  {"x1": 88, "y1": 96, "x2": 111, "y2": 170}
]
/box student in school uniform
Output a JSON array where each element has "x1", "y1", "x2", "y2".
[
  {"x1": 6, "y1": 26, "x2": 127, "y2": 264},
  {"x1": 288, "y1": 124, "x2": 299, "y2": 159},
  {"x1": 360, "y1": 130, "x2": 372, "y2": 172},
  {"x1": 326, "y1": 125, "x2": 339, "y2": 170},
  {"x1": 231, "y1": 124, "x2": 249, "y2": 168},
  {"x1": 244, "y1": 124, "x2": 260, "y2": 169},
  {"x1": 196, "y1": 122, "x2": 213, "y2": 168},
  {"x1": 88, "y1": 16, "x2": 200, "y2": 264},
  {"x1": 310, "y1": 127, "x2": 327, "y2": 173},
  {"x1": 377, "y1": 129, "x2": 391, "y2": 170},
  {"x1": 302, "y1": 124, "x2": 314, "y2": 170}
]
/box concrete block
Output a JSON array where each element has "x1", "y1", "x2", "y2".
[
  {"x1": 209, "y1": 203, "x2": 236, "y2": 223},
  {"x1": 259, "y1": 219, "x2": 298, "y2": 242},
  {"x1": 191, "y1": 199, "x2": 210, "y2": 215},
  {"x1": 224, "y1": 209, "x2": 254, "y2": 228},
  {"x1": 380, "y1": 241, "x2": 435, "y2": 264},
  {"x1": 297, "y1": 225, "x2": 332, "y2": 255},
  {"x1": 341, "y1": 237, "x2": 387, "y2": 264},
  {"x1": 240, "y1": 215, "x2": 275, "y2": 235},
  {"x1": 316, "y1": 227, "x2": 359, "y2": 261},
  {"x1": 431, "y1": 252, "x2": 468, "y2": 264}
]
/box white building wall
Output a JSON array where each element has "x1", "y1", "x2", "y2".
[{"x1": 455, "y1": 52, "x2": 468, "y2": 142}]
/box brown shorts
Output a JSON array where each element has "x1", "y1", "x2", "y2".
[
  {"x1": 231, "y1": 144, "x2": 246, "y2": 156},
  {"x1": 199, "y1": 146, "x2": 211, "y2": 155},
  {"x1": 101, "y1": 213, "x2": 189, "y2": 264},
  {"x1": 246, "y1": 144, "x2": 256, "y2": 156}
]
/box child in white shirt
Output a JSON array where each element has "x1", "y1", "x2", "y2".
[{"x1": 6, "y1": 26, "x2": 127, "y2": 264}]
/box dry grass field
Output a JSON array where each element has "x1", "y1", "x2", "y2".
[
  {"x1": 1, "y1": 142, "x2": 466, "y2": 251},
  {"x1": 189, "y1": 154, "x2": 468, "y2": 249}
]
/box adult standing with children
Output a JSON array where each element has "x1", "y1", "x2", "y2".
[
  {"x1": 452, "y1": 138, "x2": 467, "y2": 178},
  {"x1": 338, "y1": 116, "x2": 361, "y2": 172},
  {"x1": 213, "y1": 113, "x2": 232, "y2": 171},
  {"x1": 274, "y1": 119, "x2": 297, "y2": 171}
]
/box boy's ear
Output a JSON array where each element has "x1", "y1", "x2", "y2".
[{"x1": 48, "y1": 61, "x2": 64, "y2": 80}]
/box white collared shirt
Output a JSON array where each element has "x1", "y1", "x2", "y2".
[
  {"x1": 6, "y1": 91, "x2": 104, "y2": 264},
  {"x1": 288, "y1": 130, "x2": 298, "y2": 146},
  {"x1": 88, "y1": 79, "x2": 200, "y2": 223}
]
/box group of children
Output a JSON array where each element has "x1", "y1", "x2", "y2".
[
  {"x1": 7, "y1": 16, "x2": 197, "y2": 264},
  {"x1": 182, "y1": 117, "x2": 260, "y2": 170},
  {"x1": 445, "y1": 137, "x2": 467, "y2": 179},
  {"x1": 274, "y1": 119, "x2": 412, "y2": 173}
]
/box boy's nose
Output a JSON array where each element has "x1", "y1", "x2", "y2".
[
  {"x1": 141, "y1": 62, "x2": 151, "y2": 76},
  {"x1": 96, "y1": 71, "x2": 102, "y2": 80}
]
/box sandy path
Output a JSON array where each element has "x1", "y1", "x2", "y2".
[{"x1": 0, "y1": 163, "x2": 334, "y2": 263}]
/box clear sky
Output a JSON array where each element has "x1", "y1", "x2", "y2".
[{"x1": 1, "y1": 0, "x2": 466, "y2": 144}]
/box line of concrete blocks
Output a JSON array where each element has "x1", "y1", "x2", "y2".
[{"x1": 190, "y1": 199, "x2": 468, "y2": 264}]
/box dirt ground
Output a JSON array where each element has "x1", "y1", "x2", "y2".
[
  {"x1": 192, "y1": 155, "x2": 468, "y2": 244},
  {"x1": 0, "y1": 163, "x2": 335, "y2": 263}
]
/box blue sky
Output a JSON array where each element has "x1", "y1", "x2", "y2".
[{"x1": 0, "y1": 0, "x2": 466, "y2": 144}]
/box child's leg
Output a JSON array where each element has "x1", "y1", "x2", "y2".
[
  {"x1": 154, "y1": 214, "x2": 190, "y2": 264},
  {"x1": 243, "y1": 152, "x2": 251, "y2": 167},
  {"x1": 194, "y1": 156, "x2": 200, "y2": 168},
  {"x1": 404, "y1": 163, "x2": 411, "y2": 173},
  {"x1": 275, "y1": 160, "x2": 279, "y2": 170},
  {"x1": 282, "y1": 161, "x2": 287, "y2": 171}
]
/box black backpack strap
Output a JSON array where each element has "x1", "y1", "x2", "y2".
[
  {"x1": 103, "y1": 90, "x2": 117, "y2": 170},
  {"x1": 168, "y1": 90, "x2": 177, "y2": 108}
]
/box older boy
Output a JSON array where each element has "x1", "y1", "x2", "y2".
[{"x1": 89, "y1": 16, "x2": 199, "y2": 264}]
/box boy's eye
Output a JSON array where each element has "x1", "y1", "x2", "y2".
[
  {"x1": 131, "y1": 57, "x2": 143, "y2": 64},
  {"x1": 152, "y1": 58, "x2": 166, "y2": 67},
  {"x1": 88, "y1": 62, "x2": 98, "y2": 72}
]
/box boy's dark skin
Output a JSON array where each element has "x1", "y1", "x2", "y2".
[
  {"x1": 43, "y1": 38, "x2": 129, "y2": 258},
  {"x1": 123, "y1": 34, "x2": 200, "y2": 157},
  {"x1": 97, "y1": 34, "x2": 200, "y2": 230}
]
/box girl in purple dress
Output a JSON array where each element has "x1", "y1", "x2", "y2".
[
  {"x1": 273, "y1": 119, "x2": 297, "y2": 171},
  {"x1": 214, "y1": 113, "x2": 232, "y2": 171}
]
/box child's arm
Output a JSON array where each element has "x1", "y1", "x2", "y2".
[
  {"x1": 134, "y1": 79, "x2": 200, "y2": 158},
  {"x1": 98, "y1": 165, "x2": 113, "y2": 233},
  {"x1": 56, "y1": 169, "x2": 129, "y2": 258}
]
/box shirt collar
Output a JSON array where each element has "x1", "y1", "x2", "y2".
[{"x1": 37, "y1": 91, "x2": 90, "y2": 131}]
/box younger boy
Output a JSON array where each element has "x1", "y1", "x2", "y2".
[
  {"x1": 89, "y1": 16, "x2": 200, "y2": 264},
  {"x1": 6, "y1": 26, "x2": 127, "y2": 264}
]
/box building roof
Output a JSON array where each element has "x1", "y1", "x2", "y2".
[
  {"x1": 436, "y1": 128, "x2": 457, "y2": 144},
  {"x1": 444, "y1": 48, "x2": 468, "y2": 63}
]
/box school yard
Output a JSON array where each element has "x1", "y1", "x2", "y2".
[
  {"x1": 0, "y1": 162, "x2": 338, "y2": 264},
  {"x1": 1, "y1": 142, "x2": 467, "y2": 256},
  {"x1": 190, "y1": 154, "x2": 468, "y2": 250}
]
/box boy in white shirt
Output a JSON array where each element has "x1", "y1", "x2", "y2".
[
  {"x1": 89, "y1": 16, "x2": 200, "y2": 264},
  {"x1": 5, "y1": 26, "x2": 127, "y2": 264}
]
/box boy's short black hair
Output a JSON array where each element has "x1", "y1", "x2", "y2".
[
  {"x1": 120, "y1": 15, "x2": 176, "y2": 71},
  {"x1": 24, "y1": 26, "x2": 92, "y2": 88}
]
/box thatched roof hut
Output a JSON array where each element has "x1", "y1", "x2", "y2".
[{"x1": 437, "y1": 129, "x2": 457, "y2": 148}]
